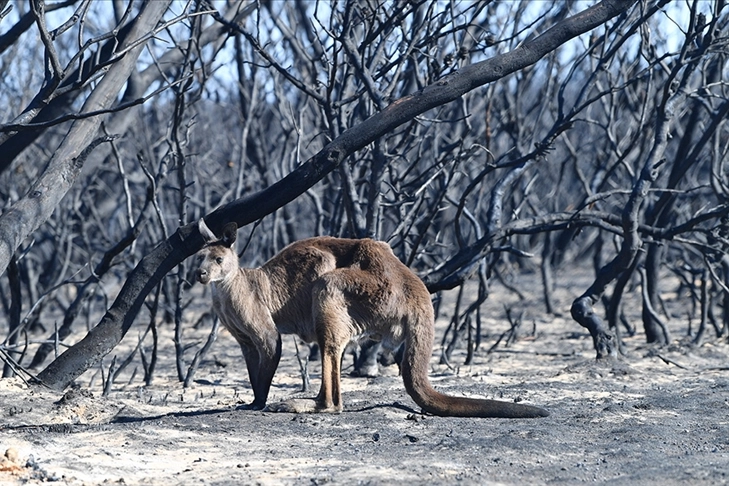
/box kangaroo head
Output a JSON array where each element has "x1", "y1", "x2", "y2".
[{"x1": 195, "y1": 219, "x2": 239, "y2": 285}]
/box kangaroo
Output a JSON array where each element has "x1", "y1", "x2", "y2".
[{"x1": 195, "y1": 219, "x2": 548, "y2": 418}]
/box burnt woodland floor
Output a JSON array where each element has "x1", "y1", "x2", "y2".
[{"x1": 1, "y1": 273, "x2": 728, "y2": 485}]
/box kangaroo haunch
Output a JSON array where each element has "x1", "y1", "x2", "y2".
[{"x1": 195, "y1": 219, "x2": 549, "y2": 418}]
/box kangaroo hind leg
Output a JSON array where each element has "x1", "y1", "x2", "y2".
[
  {"x1": 265, "y1": 273, "x2": 352, "y2": 413},
  {"x1": 312, "y1": 311, "x2": 350, "y2": 412}
]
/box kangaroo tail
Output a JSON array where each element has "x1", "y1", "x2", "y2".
[{"x1": 401, "y1": 313, "x2": 549, "y2": 419}]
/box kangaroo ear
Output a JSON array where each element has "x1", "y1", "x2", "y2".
[
  {"x1": 221, "y1": 222, "x2": 238, "y2": 247},
  {"x1": 198, "y1": 218, "x2": 218, "y2": 244}
]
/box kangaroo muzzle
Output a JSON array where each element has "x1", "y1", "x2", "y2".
[{"x1": 196, "y1": 268, "x2": 210, "y2": 285}]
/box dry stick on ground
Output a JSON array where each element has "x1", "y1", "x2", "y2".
[
  {"x1": 140, "y1": 285, "x2": 162, "y2": 386},
  {"x1": 440, "y1": 283, "x2": 465, "y2": 364},
  {"x1": 183, "y1": 317, "x2": 220, "y2": 388},
  {"x1": 35, "y1": 0, "x2": 639, "y2": 391},
  {"x1": 292, "y1": 337, "x2": 311, "y2": 393},
  {"x1": 102, "y1": 355, "x2": 117, "y2": 397},
  {"x1": 487, "y1": 308, "x2": 521, "y2": 355}
]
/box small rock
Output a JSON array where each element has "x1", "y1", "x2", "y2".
[{"x1": 4, "y1": 447, "x2": 18, "y2": 463}]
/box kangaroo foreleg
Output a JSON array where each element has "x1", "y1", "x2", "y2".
[{"x1": 238, "y1": 334, "x2": 282, "y2": 410}]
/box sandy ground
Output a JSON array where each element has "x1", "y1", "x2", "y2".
[{"x1": 1, "y1": 271, "x2": 729, "y2": 485}]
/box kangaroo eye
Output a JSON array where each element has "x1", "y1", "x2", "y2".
[{"x1": 215, "y1": 257, "x2": 224, "y2": 264}]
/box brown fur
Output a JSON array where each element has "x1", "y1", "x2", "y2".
[{"x1": 195, "y1": 220, "x2": 548, "y2": 418}]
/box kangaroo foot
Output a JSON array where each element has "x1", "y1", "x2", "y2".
[
  {"x1": 236, "y1": 401, "x2": 266, "y2": 411},
  {"x1": 264, "y1": 398, "x2": 341, "y2": 414}
]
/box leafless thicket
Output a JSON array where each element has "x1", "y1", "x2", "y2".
[{"x1": 0, "y1": 0, "x2": 727, "y2": 392}]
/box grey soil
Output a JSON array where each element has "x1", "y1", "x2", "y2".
[{"x1": 1, "y1": 273, "x2": 728, "y2": 485}]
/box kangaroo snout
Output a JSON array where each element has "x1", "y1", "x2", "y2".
[{"x1": 196, "y1": 268, "x2": 210, "y2": 285}]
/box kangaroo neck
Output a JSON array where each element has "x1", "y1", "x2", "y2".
[{"x1": 210, "y1": 267, "x2": 263, "y2": 298}]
